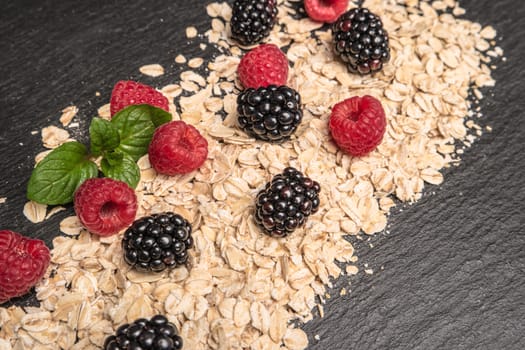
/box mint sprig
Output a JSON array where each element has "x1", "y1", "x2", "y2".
[
  {"x1": 90, "y1": 117, "x2": 120, "y2": 156},
  {"x1": 112, "y1": 105, "x2": 171, "y2": 161},
  {"x1": 27, "y1": 104, "x2": 172, "y2": 205},
  {"x1": 27, "y1": 142, "x2": 98, "y2": 205},
  {"x1": 101, "y1": 152, "x2": 140, "y2": 189}
]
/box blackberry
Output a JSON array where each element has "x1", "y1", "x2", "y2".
[
  {"x1": 122, "y1": 212, "x2": 193, "y2": 272},
  {"x1": 231, "y1": 0, "x2": 278, "y2": 46},
  {"x1": 332, "y1": 7, "x2": 390, "y2": 74},
  {"x1": 103, "y1": 315, "x2": 183, "y2": 350},
  {"x1": 237, "y1": 85, "x2": 302, "y2": 143},
  {"x1": 254, "y1": 167, "x2": 321, "y2": 238}
]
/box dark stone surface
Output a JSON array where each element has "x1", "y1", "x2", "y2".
[{"x1": 0, "y1": 1, "x2": 524, "y2": 349}]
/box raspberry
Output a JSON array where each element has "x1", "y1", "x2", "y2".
[
  {"x1": 254, "y1": 167, "x2": 321, "y2": 238},
  {"x1": 103, "y1": 315, "x2": 183, "y2": 350},
  {"x1": 148, "y1": 121, "x2": 208, "y2": 175},
  {"x1": 238, "y1": 44, "x2": 289, "y2": 89},
  {"x1": 329, "y1": 95, "x2": 386, "y2": 156},
  {"x1": 0, "y1": 230, "x2": 50, "y2": 304},
  {"x1": 304, "y1": 0, "x2": 349, "y2": 23},
  {"x1": 74, "y1": 178, "x2": 138, "y2": 236},
  {"x1": 110, "y1": 80, "x2": 169, "y2": 117}
]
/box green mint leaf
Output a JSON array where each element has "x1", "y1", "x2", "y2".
[
  {"x1": 146, "y1": 105, "x2": 172, "y2": 127},
  {"x1": 101, "y1": 152, "x2": 140, "y2": 189},
  {"x1": 27, "y1": 141, "x2": 98, "y2": 205},
  {"x1": 111, "y1": 105, "x2": 171, "y2": 161},
  {"x1": 89, "y1": 117, "x2": 120, "y2": 156},
  {"x1": 104, "y1": 150, "x2": 124, "y2": 167}
]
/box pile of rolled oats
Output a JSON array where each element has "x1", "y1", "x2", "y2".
[{"x1": 1, "y1": 0, "x2": 502, "y2": 349}]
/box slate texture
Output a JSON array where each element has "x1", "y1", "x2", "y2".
[{"x1": 0, "y1": 1, "x2": 523, "y2": 349}]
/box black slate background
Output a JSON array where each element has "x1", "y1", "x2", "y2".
[{"x1": 1, "y1": 1, "x2": 524, "y2": 349}]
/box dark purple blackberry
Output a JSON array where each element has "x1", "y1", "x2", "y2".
[
  {"x1": 237, "y1": 85, "x2": 302, "y2": 143},
  {"x1": 122, "y1": 212, "x2": 193, "y2": 272},
  {"x1": 103, "y1": 315, "x2": 183, "y2": 350},
  {"x1": 332, "y1": 7, "x2": 390, "y2": 74},
  {"x1": 230, "y1": 0, "x2": 278, "y2": 46},
  {"x1": 254, "y1": 167, "x2": 321, "y2": 238}
]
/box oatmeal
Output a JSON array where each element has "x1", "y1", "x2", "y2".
[{"x1": 0, "y1": 1, "x2": 502, "y2": 349}]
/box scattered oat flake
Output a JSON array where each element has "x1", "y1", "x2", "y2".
[
  {"x1": 480, "y1": 25, "x2": 497, "y2": 39},
  {"x1": 59, "y1": 216, "x2": 84, "y2": 236},
  {"x1": 0, "y1": 197, "x2": 6, "y2": 204},
  {"x1": 139, "y1": 64, "x2": 164, "y2": 77},
  {"x1": 188, "y1": 57, "x2": 204, "y2": 68},
  {"x1": 186, "y1": 26, "x2": 198, "y2": 38},
  {"x1": 45, "y1": 206, "x2": 66, "y2": 220},
  {"x1": 346, "y1": 265, "x2": 359, "y2": 275},
  {"x1": 284, "y1": 328, "x2": 309, "y2": 350},
  {"x1": 23, "y1": 201, "x2": 47, "y2": 223},
  {"x1": 59, "y1": 105, "x2": 78, "y2": 126},
  {"x1": 97, "y1": 103, "x2": 111, "y2": 119},
  {"x1": 175, "y1": 54, "x2": 187, "y2": 64},
  {"x1": 41, "y1": 125, "x2": 70, "y2": 149}
]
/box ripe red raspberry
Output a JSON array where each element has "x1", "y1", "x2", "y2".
[
  {"x1": 304, "y1": 0, "x2": 349, "y2": 23},
  {"x1": 329, "y1": 95, "x2": 386, "y2": 157},
  {"x1": 237, "y1": 44, "x2": 289, "y2": 89},
  {"x1": 0, "y1": 230, "x2": 50, "y2": 304},
  {"x1": 148, "y1": 121, "x2": 208, "y2": 175},
  {"x1": 74, "y1": 178, "x2": 137, "y2": 236},
  {"x1": 110, "y1": 80, "x2": 169, "y2": 117}
]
